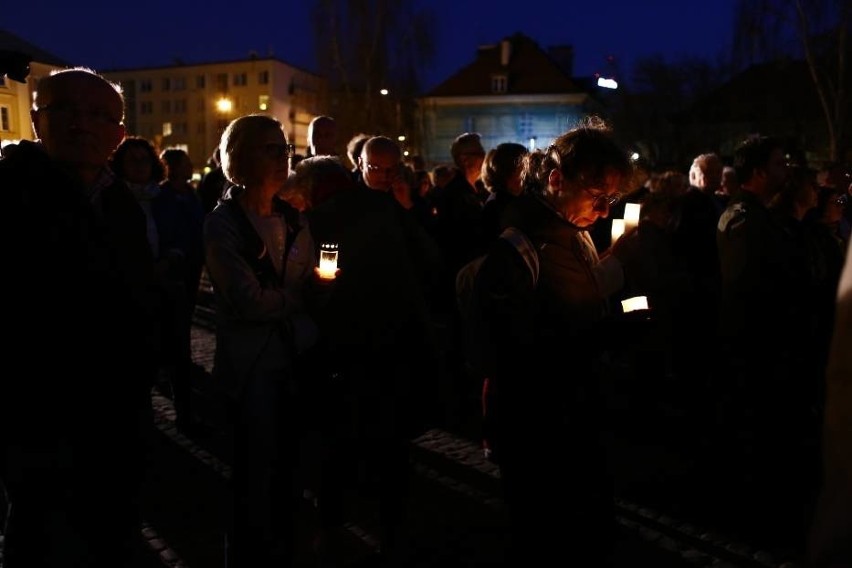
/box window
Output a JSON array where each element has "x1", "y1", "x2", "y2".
[
  {"x1": 0, "y1": 106, "x2": 10, "y2": 131},
  {"x1": 161, "y1": 100, "x2": 171, "y2": 114},
  {"x1": 196, "y1": 75, "x2": 206, "y2": 89},
  {"x1": 162, "y1": 78, "x2": 171, "y2": 91},
  {"x1": 233, "y1": 73, "x2": 247, "y2": 86},
  {"x1": 196, "y1": 98, "x2": 205, "y2": 112},
  {"x1": 491, "y1": 74, "x2": 508, "y2": 93},
  {"x1": 258, "y1": 70, "x2": 269, "y2": 85},
  {"x1": 173, "y1": 122, "x2": 188, "y2": 135},
  {"x1": 215, "y1": 73, "x2": 228, "y2": 91},
  {"x1": 162, "y1": 122, "x2": 172, "y2": 137},
  {"x1": 196, "y1": 122, "x2": 206, "y2": 135},
  {"x1": 0, "y1": 76, "x2": 6, "y2": 88},
  {"x1": 173, "y1": 77, "x2": 186, "y2": 91},
  {"x1": 174, "y1": 99, "x2": 187, "y2": 114},
  {"x1": 517, "y1": 113, "x2": 533, "y2": 139},
  {"x1": 140, "y1": 79, "x2": 153, "y2": 93},
  {"x1": 258, "y1": 95, "x2": 270, "y2": 111},
  {"x1": 140, "y1": 101, "x2": 153, "y2": 115}
]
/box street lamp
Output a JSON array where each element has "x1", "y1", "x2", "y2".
[{"x1": 216, "y1": 97, "x2": 233, "y2": 113}]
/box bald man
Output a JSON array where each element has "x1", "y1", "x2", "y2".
[
  {"x1": 0, "y1": 67, "x2": 158, "y2": 567},
  {"x1": 307, "y1": 114, "x2": 338, "y2": 157}
]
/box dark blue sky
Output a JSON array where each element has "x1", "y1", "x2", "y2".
[{"x1": 6, "y1": 0, "x2": 737, "y2": 92}]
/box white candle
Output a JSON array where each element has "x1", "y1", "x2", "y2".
[
  {"x1": 611, "y1": 219, "x2": 625, "y2": 243},
  {"x1": 621, "y1": 295, "x2": 649, "y2": 313},
  {"x1": 318, "y1": 244, "x2": 339, "y2": 279},
  {"x1": 623, "y1": 203, "x2": 641, "y2": 232}
]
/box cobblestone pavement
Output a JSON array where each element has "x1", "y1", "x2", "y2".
[{"x1": 127, "y1": 321, "x2": 807, "y2": 568}]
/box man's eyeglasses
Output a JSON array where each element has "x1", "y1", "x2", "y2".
[
  {"x1": 37, "y1": 102, "x2": 121, "y2": 126},
  {"x1": 365, "y1": 163, "x2": 398, "y2": 176},
  {"x1": 263, "y1": 143, "x2": 296, "y2": 160},
  {"x1": 583, "y1": 188, "x2": 621, "y2": 211}
]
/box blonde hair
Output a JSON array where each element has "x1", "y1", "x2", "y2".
[{"x1": 219, "y1": 114, "x2": 284, "y2": 185}]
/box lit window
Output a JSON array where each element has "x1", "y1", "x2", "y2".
[
  {"x1": 258, "y1": 95, "x2": 269, "y2": 111},
  {"x1": 162, "y1": 122, "x2": 172, "y2": 137}
]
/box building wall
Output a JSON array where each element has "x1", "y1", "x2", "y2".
[
  {"x1": 104, "y1": 58, "x2": 325, "y2": 171},
  {"x1": 418, "y1": 94, "x2": 592, "y2": 166},
  {"x1": 0, "y1": 61, "x2": 65, "y2": 148}
]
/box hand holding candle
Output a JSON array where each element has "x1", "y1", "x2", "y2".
[{"x1": 317, "y1": 243, "x2": 339, "y2": 280}]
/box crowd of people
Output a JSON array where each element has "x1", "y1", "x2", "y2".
[{"x1": 1, "y1": 65, "x2": 851, "y2": 568}]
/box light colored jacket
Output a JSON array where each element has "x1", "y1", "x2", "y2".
[{"x1": 203, "y1": 186, "x2": 317, "y2": 399}]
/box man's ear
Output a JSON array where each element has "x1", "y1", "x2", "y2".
[{"x1": 111, "y1": 123, "x2": 127, "y2": 149}]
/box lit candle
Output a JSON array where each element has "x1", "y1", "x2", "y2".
[
  {"x1": 623, "y1": 203, "x2": 641, "y2": 232},
  {"x1": 317, "y1": 243, "x2": 339, "y2": 280},
  {"x1": 611, "y1": 219, "x2": 625, "y2": 243},
  {"x1": 621, "y1": 295, "x2": 649, "y2": 313}
]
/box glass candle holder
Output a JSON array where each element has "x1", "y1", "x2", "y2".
[
  {"x1": 611, "y1": 219, "x2": 625, "y2": 243},
  {"x1": 318, "y1": 243, "x2": 339, "y2": 280},
  {"x1": 623, "y1": 203, "x2": 641, "y2": 232},
  {"x1": 621, "y1": 295, "x2": 649, "y2": 313}
]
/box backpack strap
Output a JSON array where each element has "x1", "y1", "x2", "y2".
[{"x1": 499, "y1": 226, "x2": 539, "y2": 286}]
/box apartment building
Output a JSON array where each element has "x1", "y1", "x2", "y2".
[
  {"x1": 0, "y1": 29, "x2": 69, "y2": 148},
  {"x1": 103, "y1": 55, "x2": 326, "y2": 170}
]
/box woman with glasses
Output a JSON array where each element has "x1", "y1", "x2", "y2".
[
  {"x1": 203, "y1": 113, "x2": 319, "y2": 567},
  {"x1": 469, "y1": 116, "x2": 634, "y2": 567}
]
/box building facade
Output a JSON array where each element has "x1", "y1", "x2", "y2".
[
  {"x1": 417, "y1": 32, "x2": 606, "y2": 166},
  {"x1": 104, "y1": 56, "x2": 326, "y2": 170},
  {"x1": 0, "y1": 29, "x2": 69, "y2": 149}
]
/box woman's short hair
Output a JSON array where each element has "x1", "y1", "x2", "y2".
[
  {"x1": 521, "y1": 116, "x2": 631, "y2": 195},
  {"x1": 288, "y1": 155, "x2": 355, "y2": 209},
  {"x1": 481, "y1": 142, "x2": 528, "y2": 194},
  {"x1": 109, "y1": 135, "x2": 164, "y2": 182},
  {"x1": 219, "y1": 113, "x2": 284, "y2": 185}
]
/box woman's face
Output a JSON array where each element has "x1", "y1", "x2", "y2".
[
  {"x1": 238, "y1": 126, "x2": 290, "y2": 193},
  {"x1": 121, "y1": 145, "x2": 154, "y2": 185},
  {"x1": 823, "y1": 192, "x2": 846, "y2": 224},
  {"x1": 552, "y1": 169, "x2": 623, "y2": 228},
  {"x1": 507, "y1": 163, "x2": 524, "y2": 196}
]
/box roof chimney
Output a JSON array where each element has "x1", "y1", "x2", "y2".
[{"x1": 500, "y1": 39, "x2": 511, "y2": 67}]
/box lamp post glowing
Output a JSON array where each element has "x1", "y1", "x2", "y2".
[{"x1": 216, "y1": 97, "x2": 233, "y2": 113}]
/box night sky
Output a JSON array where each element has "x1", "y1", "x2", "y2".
[{"x1": 6, "y1": 0, "x2": 737, "y2": 92}]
